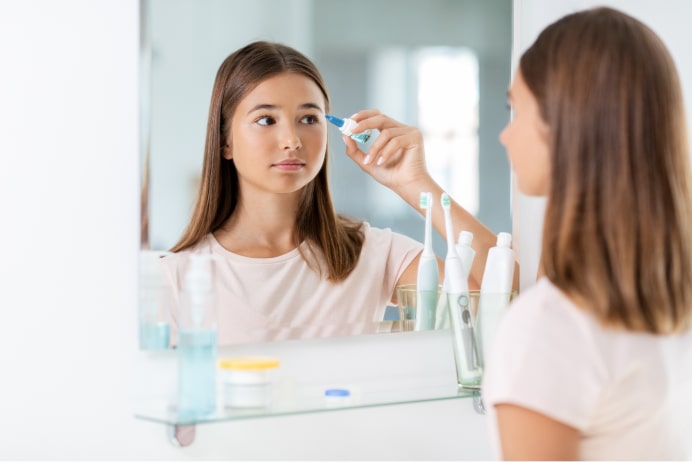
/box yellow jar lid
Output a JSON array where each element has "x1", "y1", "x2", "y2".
[{"x1": 218, "y1": 356, "x2": 280, "y2": 370}]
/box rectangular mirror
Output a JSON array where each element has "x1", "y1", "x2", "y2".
[{"x1": 139, "y1": 0, "x2": 512, "y2": 348}]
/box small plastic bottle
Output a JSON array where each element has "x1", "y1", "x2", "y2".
[
  {"x1": 477, "y1": 232, "x2": 515, "y2": 368},
  {"x1": 139, "y1": 250, "x2": 172, "y2": 350},
  {"x1": 435, "y1": 231, "x2": 475, "y2": 330},
  {"x1": 176, "y1": 254, "x2": 218, "y2": 420},
  {"x1": 456, "y1": 231, "x2": 476, "y2": 279},
  {"x1": 325, "y1": 114, "x2": 373, "y2": 144}
]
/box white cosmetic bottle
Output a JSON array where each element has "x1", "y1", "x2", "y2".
[
  {"x1": 477, "y1": 232, "x2": 515, "y2": 368},
  {"x1": 456, "y1": 231, "x2": 476, "y2": 279}
]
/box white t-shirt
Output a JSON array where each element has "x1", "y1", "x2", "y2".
[
  {"x1": 482, "y1": 277, "x2": 692, "y2": 460},
  {"x1": 160, "y1": 223, "x2": 422, "y2": 345}
]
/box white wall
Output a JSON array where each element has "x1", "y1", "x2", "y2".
[
  {"x1": 0, "y1": 0, "x2": 152, "y2": 457},
  {"x1": 512, "y1": 0, "x2": 692, "y2": 290}
]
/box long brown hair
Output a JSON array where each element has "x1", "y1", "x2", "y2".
[
  {"x1": 522, "y1": 7, "x2": 692, "y2": 334},
  {"x1": 171, "y1": 41, "x2": 364, "y2": 281}
]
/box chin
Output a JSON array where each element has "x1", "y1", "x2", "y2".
[{"x1": 517, "y1": 181, "x2": 547, "y2": 197}]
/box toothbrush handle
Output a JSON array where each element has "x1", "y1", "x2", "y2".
[{"x1": 414, "y1": 290, "x2": 438, "y2": 330}]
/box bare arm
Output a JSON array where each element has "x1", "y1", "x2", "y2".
[
  {"x1": 342, "y1": 109, "x2": 518, "y2": 290},
  {"x1": 495, "y1": 404, "x2": 579, "y2": 460}
]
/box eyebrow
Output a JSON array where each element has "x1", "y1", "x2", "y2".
[{"x1": 247, "y1": 102, "x2": 324, "y2": 115}]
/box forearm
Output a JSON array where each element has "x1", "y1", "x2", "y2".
[{"x1": 392, "y1": 173, "x2": 499, "y2": 290}]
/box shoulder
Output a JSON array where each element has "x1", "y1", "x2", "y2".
[
  {"x1": 495, "y1": 278, "x2": 605, "y2": 363},
  {"x1": 484, "y1": 278, "x2": 609, "y2": 429},
  {"x1": 361, "y1": 222, "x2": 423, "y2": 250},
  {"x1": 161, "y1": 234, "x2": 216, "y2": 267},
  {"x1": 503, "y1": 278, "x2": 595, "y2": 333}
]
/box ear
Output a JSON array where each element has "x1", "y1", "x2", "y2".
[{"x1": 222, "y1": 143, "x2": 232, "y2": 160}]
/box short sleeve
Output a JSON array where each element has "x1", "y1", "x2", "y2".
[
  {"x1": 482, "y1": 279, "x2": 608, "y2": 431},
  {"x1": 360, "y1": 224, "x2": 423, "y2": 305}
]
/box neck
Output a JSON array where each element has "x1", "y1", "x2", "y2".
[{"x1": 215, "y1": 189, "x2": 301, "y2": 257}]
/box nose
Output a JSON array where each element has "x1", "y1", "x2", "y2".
[
  {"x1": 281, "y1": 124, "x2": 302, "y2": 151},
  {"x1": 499, "y1": 123, "x2": 509, "y2": 148}
]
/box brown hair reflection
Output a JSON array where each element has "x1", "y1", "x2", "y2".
[{"x1": 171, "y1": 41, "x2": 364, "y2": 281}]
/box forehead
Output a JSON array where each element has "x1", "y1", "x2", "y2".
[{"x1": 238, "y1": 72, "x2": 326, "y2": 109}]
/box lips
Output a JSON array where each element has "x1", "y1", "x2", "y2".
[{"x1": 272, "y1": 159, "x2": 305, "y2": 171}]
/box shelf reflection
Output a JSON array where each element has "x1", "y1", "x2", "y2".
[{"x1": 135, "y1": 381, "x2": 478, "y2": 426}]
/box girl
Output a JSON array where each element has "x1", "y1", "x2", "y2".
[
  {"x1": 162, "y1": 41, "x2": 497, "y2": 345},
  {"x1": 478, "y1": 7, "x2": 692, "y2": 460}
]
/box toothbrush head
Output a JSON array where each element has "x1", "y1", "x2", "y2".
[
  {"x1": 419, "y1": 191, "x2": 432, "y2": 210},
  {"x1": 441, "y1": 192, "x2": 451, "y2": 209}
]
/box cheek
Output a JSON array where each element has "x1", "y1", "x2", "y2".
[
  {"x1": 519, "y1": 140, "x2": 551, "y2": 196},
  {"x1": 503, "y1": 125, "x2": 550, "y2": 195},
  {"x1": 231, "y1": 126, "x2": 265, "y2": 155},
  {"x1": 303, "y1": 127, "x2": 327, "y2": 156}
]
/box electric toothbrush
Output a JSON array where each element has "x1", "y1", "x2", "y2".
[
  {"x1": 441, "y1": 193, "x2": 481, "y2": 388},
  {"x1": 415, "y1": 192, "x2": 439, "y2": 331}
]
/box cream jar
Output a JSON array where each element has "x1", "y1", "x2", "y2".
[{"x1": 217, "y1": 356, "x2": 280, "y2": 408}]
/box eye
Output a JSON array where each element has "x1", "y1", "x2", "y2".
[
  {"x1": 300, "y1": 114, "x2": 319, "y2": 124},
  {"x1": 256, "y1": 115, "x2": 276, "y2": 126}
]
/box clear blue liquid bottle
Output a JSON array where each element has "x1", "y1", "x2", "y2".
[
  {"x1": 177, "y1": 328, "x2": 217, "y2": 420},
  {"x1": 139, "y1": 322, "x2": 171, "y2": 350}
]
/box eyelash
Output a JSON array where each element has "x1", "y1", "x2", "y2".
[
  {"x1": 255, "y1": 114, "x2": 320, "y2": 126},
  {"x1": 301, "y1": 114, "x2": 319, "y2": 124}
]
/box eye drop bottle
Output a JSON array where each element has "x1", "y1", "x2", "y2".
[
  {"x1": 177, "y1": 254, "x2": 218, "y2": 420},
  {"x1": 325, "y1": 114, "x2": 373, "y2": 144}
]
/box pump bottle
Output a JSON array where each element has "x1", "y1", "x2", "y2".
[{"x1": 177, "y1": 254, "x2": 218, "y2": 420}]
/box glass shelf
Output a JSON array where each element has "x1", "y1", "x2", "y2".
[{"x1": 134, "y1": 380, "x2": 479, "y2": 427}]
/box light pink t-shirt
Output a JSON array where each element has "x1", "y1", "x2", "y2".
[
  {"x1": 482, "y1": 277, "x2": 692, "y2": 460},
  {"x1": 161, "y1": 223, "x2": 422, "y2": 345}
]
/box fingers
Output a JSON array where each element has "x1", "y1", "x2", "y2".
[
  {"x1": 349, "y1": 109, "x2": 381, "y2": 122},
  {"x1": 341, "y1": 135, "x2": 367, "y2": 165},
  {"x1": 350, "y1": 110, "x2": 404, "y2": 133},
  {"x1": 341, "y1": 109, "x2": 425, "y2": 168},
  {"x1": 367, "y1": 126, "x2": 422, "y2": 165}
]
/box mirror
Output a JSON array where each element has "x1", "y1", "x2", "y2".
[{"x1": 139, "y1": 0, "x2": 512, "y2": 348}]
